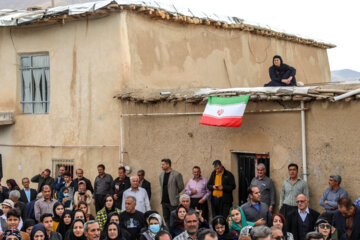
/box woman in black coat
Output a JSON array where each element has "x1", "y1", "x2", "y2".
[
  {"x1": 56, "y1": 210, "x2": 73, "y2": 238},
  {"x1": 264, "y1": 55, "x2": 297, "y2": 87}
]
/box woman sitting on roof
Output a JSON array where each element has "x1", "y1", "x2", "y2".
[{"x1": 264, "y1": 55, "x2": 297, "y2": 87}]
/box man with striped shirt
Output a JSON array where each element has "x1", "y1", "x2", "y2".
[{"x1": 279, "y1": 163, "x2": 309, "y2": 219}]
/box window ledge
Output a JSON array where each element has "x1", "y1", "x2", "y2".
[{"x1": 0, "y1": 112, "x2": 15, "y2": 125}]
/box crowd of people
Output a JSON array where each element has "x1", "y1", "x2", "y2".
[{"x1": 0, "y1": 159, "x2": 358, "y2": 240}]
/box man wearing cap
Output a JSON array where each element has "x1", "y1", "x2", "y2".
[
  {"x1": 0, "y1": 199, "x2": 15, "y2": 232},
  {"x1": 320, "y1": 174, "x2": 348, "y2": 213},
  {"x1": 207, "y1": 160, "x2": 236, "y2": 217}
]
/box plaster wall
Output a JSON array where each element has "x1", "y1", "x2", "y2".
[
  {"x1": 125, "y1": 12, "x2": 331, "y2": 89},
  {"x1": 0, "y1": 13, "x2": 128, "y2": 185},
  {"x1": 120, "y1": 100, "x2": 360, "y2": 213},
  {"x1": 0, "y1": 11, "x2": 342, "y2": 214}
]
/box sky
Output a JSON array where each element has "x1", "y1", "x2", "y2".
[{"x1": 158, "y1": 0, "x2": 360, "y2": 72}]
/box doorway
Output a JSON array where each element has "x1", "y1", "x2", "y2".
[{"x1": 235, "y1": 152, "x2": 270, "y2": 205}]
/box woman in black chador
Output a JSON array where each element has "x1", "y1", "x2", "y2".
[{"x1": 264, "y1": 55, "x2": 297, "y2": 86}]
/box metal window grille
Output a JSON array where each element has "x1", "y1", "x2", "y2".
[
  {"x1": 20, "y1": 54, "x2": 50, "y2": 114},
  {"x1": 52, "y1": 159, "x2": 74, "y2": 179}
]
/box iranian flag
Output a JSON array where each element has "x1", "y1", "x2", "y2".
[{"x1": 200, "y1": 95, "x2": 250, "y2": 127}]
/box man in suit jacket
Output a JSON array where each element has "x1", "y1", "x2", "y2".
[
  {"x1": 286, "y1": 194, "x2": 320, "y2": 240},
  {"x1": 19, "y1": 177, "x2": 37, "y2": 204},
  {"x1": 159, "y1": 158, "x2": 184, "y2": 227},
  {"x1": 332, "y1": 197, "x2": 360, "y2": 240},
  {"x1": 207, "y1": 160, "x2": 236, "y2": 218},
  {"x1": 138, "y1": 169, "x2": 151, "y2": 200}
]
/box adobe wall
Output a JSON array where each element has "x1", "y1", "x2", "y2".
[
  {"x1": 0, "y1": 13, "x2": 128, "y2": 185},
  {"x1": 125, "y1": 12, "x2": 331, "y2": 89},
  {"x1": 120, "y1": 100, "x2": 360, "y2": 213},
  {"x1": 0, "y1": 10, "x2": 349, "y2": 215}
]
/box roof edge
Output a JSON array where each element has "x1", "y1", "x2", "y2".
[
  {"x1": 0, "y1": 0, "x2": 336, "y2": 49},
  {"x1": 115, "y1": 84, "x2": 360, "y2": 104}
]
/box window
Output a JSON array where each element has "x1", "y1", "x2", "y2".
[
  {"x1": 52, "y1": 159, "x2": 74, "y2": 179},
  {"x1": 20, "y1": 54, "x2": 50, "y2": 114}
]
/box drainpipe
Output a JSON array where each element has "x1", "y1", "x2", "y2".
[
  {"x1": 333, "y1": 88, "x2": 360, "y2": 102},
  {"x1": 301, "y1": 101, "x2": 307, "y2": 181},
  {"x1": 120, "y1": 115, "x2": 124, "y2": 166}
]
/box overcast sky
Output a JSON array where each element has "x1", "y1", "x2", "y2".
[{"x1": 159, "y1": 0, "x2": 360, "y2": 72}]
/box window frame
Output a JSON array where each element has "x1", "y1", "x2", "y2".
[{"x1": 19, "y1": 54, "x2": 50, "y2": 114}]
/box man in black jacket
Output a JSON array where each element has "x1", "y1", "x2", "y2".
[
  {"x1": 73, "y1": 168, "x2": 94, "y2": 193},
  {"x1": 286, "y1": 194, "x2": 320, "y2": 240},
  {"x1": 207, "y1": 160, "x2": 236, "y2": 217},
  {"x1": 19, "y1": 177, "x2": 37, "y2": 204},
  {"x1": 138, "y1": 170, "x2": 151, "y2": 200},
  {"x1": 332, "y1": 197, "x2": 360, "y2": 240},
  {"x1": 111, "y1": 166, "x2": 131, "y2": 209}
]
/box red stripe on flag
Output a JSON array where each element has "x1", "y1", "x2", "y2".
[{"x1": 200, "y1": 115, "x2": 244, "y2": 127}]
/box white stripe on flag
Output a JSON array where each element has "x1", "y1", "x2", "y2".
[{"x1": 202, "y1": 103, "x2": 247, "y2": 118}]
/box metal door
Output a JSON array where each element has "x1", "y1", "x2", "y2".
[{"x1": 236, "y1": 153, "x2": 270, "y2": 205}]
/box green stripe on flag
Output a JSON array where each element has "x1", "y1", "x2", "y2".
[{"x1": 208, "y1": 95, "x2": 250, "y2": 105}]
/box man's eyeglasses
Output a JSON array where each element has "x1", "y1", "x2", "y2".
[
  {"x1": 296, "y1": 200, "x2": 306, "y2": 203},
  {"x1": 319, "y1": 224, "x2": 331, "y2": 229}
]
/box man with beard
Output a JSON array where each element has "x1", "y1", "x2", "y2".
[
  {"x1": 332, "y1": 197, "x2": 360, "y2": 240},
  {"x1": 241, "y1": 186, "x2": 271, "y2": 226}
]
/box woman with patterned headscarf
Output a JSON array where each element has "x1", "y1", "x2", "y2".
[
  {"x1": 2, "y1": 229, "x2": 22, "y2": 240},
  {"x1": 264, "y1": 55, "x2": 297, "y2": 87}
]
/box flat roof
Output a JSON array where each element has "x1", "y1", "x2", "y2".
[{"x1": 115, "y1": 82, "x2": 360, "y2": 104}]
